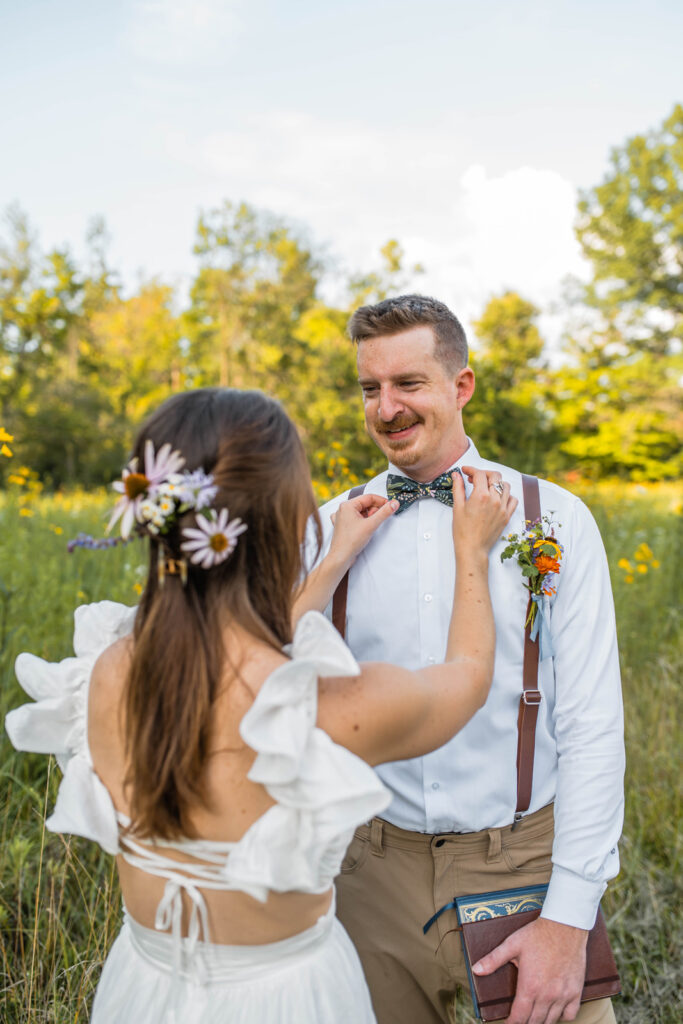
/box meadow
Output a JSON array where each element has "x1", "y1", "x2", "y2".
[{"x1": 0, "y1": 483, "x2": 680, "y2": 1023}]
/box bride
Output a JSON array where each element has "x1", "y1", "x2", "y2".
[{"x1": 6, "y1": 387, "x2": 515, "y2": 1023}]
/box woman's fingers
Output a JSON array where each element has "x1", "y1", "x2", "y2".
[
  {"x1": 451, "y1": 470, "x2": 466, "y2": 509},
  {"x1": 351, "y1": 493, "x2": 389, "y2": 518}
]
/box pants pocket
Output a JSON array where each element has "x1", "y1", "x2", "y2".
[
  {"x1": 340, "y1": 833, "x2": 370, "y2": 875},
  {"x1": 501, "y1": 822, "x2": 554, "y2": 875}
]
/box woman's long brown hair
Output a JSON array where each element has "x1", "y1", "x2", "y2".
[{"x1": 124, "y1": 388, "x2": 321, "y2": 839}]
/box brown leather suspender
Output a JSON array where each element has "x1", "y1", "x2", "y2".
[
  {"x1": 515, "y1": 474, "x2": 542, "y2": 817},
  {"x1": 330, "y1": 474, "x2": 544, "y2": 820},
  {"x1": 331, "y1": 484, "x2": 367, "y2": 638}
]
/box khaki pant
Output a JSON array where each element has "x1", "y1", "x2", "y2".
[{"x1": 336, "y1": 804, "x2": 616, "y2": 1024}]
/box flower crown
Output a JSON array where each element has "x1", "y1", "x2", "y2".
[{"x1": 107, "y1": 440, "x2": 247, "y2": 570}]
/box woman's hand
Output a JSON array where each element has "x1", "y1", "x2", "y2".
[
  {"x1": 452, "y1": 467, "x2": 517, "y2": 559},
  {"x1": 293, "y1": 494, "x2": 397, "y2": 623},
  {"x1": 328, "y1": 493, "x2": 398, "y2": 573}
]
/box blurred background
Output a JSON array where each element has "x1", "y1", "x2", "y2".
[{"x1": 0, "y1": 2, "x2": 680, "y2": 1021}]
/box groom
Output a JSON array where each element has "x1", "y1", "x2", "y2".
[{"x1": 318, "y1": 295, "x2": 624, "y2": 1024}]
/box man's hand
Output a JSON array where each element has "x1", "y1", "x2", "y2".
[{"x1": 472, "y1": 917, "x2": 588, "y2": 1024}]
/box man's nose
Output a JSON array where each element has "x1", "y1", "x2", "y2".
[{"x1": 377, "y1": 388, "x2": 405, "y2": 421}]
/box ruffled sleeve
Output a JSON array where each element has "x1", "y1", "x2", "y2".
[
  {"x1": 227, "y1": 611, "x2": 391, "y2": 896},
  {"x1": 5, "y1": 601, "x2": 136, "y2": 855}
]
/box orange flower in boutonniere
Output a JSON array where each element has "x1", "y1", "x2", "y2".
[{"x1": 501, "y1": 514, "x2": 563, "y2": 657}]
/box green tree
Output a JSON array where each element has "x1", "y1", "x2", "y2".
[
  {"x1": 0, "y1": 208, "x2": 120, "y2": 485},
  {"x1": 467, "y1": 292, "x2": 557, "y2": 473},
  {"x1": 576, "y1": 103, "x2": 683, "y2": 354},
  {"x1": 185, "y1": 201, "x2": 320, "y2": 390},
  {"x1": 559, "y1": 106, "x2": 683, "y2": 479},
  {"x1": 348, "y1": 239, "x2": 424, "y2": 308}
]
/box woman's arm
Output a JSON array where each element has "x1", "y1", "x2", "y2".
[
  {"x1": 317, "y1": 469, "x2": 517, "y2": 765},
  {"x1": 292, "y1": 493, "x2": 398, "y2": 623}
]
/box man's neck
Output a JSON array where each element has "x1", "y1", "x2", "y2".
[{"x1": 390, "y1": 439, "x2": 472, "y2": 483}]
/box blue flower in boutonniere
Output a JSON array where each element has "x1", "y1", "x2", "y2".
[{"x1": 500, "y1": 514, "x2": 563, "y2": 658}]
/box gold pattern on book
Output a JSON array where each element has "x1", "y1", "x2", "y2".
[{"x1": 458, "y1": 892, "x2": 545, "y2": 923}]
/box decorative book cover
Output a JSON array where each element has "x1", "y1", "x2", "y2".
[{"x1": 455, "y1": 884, "x2": 621, "y2": 1022}]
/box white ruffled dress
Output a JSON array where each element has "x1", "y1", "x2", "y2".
[{"x1": 5, "y1": 602, "x2": 391, "y2": 1023}]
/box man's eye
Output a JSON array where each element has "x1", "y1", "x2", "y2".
[{"x1": 361, "y1": 385, "x2": 378, "y2": 395}]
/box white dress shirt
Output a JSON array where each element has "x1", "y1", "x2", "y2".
[{"x1": 318, "y1": 440, "x2": 625, "y2": 930}]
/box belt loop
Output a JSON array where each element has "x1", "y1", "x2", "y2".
[
  {"x1": 370, "y1": 818, "x2": 385, "y2": 857},
  {"x1": 486, "y1": 827, "x2": 502, "y2": 864}
]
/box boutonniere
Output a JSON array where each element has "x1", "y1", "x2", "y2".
[{"x1": 500, "y1": 514, "x2": 563, "y2": 658}]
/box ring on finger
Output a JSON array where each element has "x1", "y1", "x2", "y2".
[{"x1": 491, "y1": 481, "x2": 504, "y2": 495}]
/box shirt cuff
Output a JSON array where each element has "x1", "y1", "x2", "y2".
[{"x1": 540, "y1": 866, "x2": 606, "y2": 930}]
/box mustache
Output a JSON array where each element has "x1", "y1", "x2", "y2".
[{"x1": 375, "y1": 416, "x2": 421, "y2": 435}]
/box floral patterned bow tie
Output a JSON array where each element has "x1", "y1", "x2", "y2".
[{"x1": 386, "y1": 470, "x2": 461, "y2": 514}]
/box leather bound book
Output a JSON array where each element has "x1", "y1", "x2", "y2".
[{"x1": 456, "y1": 884, "x2": 621, "y2": 1022}]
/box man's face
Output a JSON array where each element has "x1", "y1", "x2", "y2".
[{"x1": 356, "y1": 325, "x2": 474, "y2": 482}]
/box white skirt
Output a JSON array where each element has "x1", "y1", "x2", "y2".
[{"x1": 91, "y1": 902, "x2": 377, "y2": 1023}]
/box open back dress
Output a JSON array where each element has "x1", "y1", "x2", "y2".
[{"x1": 6, "y1": 601, "x2": 391, "y2": 1023}]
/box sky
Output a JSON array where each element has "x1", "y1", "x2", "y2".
[{"x1": 1, "y1": 0, "x2": 681, "y2": 345}]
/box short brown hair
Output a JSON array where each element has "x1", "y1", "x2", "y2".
[{"x1": 348, "y1": 294, "x2": 468, "y2": 372}]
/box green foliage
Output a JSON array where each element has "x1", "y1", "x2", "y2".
[
  {"x1": 551, "y1": 352, "x2": 683, "y2": 481},
  {"x1": 547, "y1": 104, "x2": 682, "y2": 485},
  {"x1": 576, "y1": 103, "x2": 683, "y2": 354},
  {"x1": 467, "y1": 292, "x2": 559, "y2": 473}
]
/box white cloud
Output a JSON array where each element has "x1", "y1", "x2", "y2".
[
  {"x1": 161, "y1": 113, "x2": 588, "y2": 345},
  {"x1": 126, "y1": 0, "x2": 240, "y2": 64}
]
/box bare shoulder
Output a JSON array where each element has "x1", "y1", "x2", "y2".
[{"x1": 89, "y1": 635, "x2": 134, "y2": 714}]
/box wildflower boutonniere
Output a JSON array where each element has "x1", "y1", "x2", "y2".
[{"x1": 500, "y1": 514, "x2": 563, "y2": 657}]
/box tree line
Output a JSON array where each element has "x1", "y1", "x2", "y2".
[{"x1": 1, "y1": 105, "x2": 681, "y2": 493}]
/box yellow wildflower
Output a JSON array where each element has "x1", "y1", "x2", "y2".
[
  {"x1": 651, "y1": 560, "x2": 660, "y2": 569},
  {"x1": 51, "y1": 525, "x2": 63, "y2": 535},
  {"x1": 1, "y1": 444, "x2": 12, "y2": 458},
  {"x1": 19, "y1": 508, "x2": 33, "y2": 517},
  {"x1": 617, "y1": 558, "x2": 632, "y2": 571},
  {"x1": 8, "y1": 474, "x2": 26, "y2": 486},
  {"x1": 634, "y1": 543, "x2": 653, "y2": 562},
  {"x1": 0, "y1": 427, "x2": 14, "y2": 442},
  {"x1": 637, "y1": 564, "x2": 648, "y2": 574},
  {"x1": 625, "y1": 575, "x2": 634, "y2": 584},
  {"x1": 133, "y1": 582, "x2": 143, "y2": 595}
]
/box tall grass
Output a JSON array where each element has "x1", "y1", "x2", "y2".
[{"x1": 1, "y1": 486, "x2": 681, "y2": 1023}]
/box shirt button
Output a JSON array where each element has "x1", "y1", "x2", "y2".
[
  {"x1": 424, "y1": 594, "x2": 433, "y2": 603},
  {"x1": 427, "y1": 656, "x2": 436, "y2": 664},
  {"x1": 423, "y1": 531, "x2": 432, "y2": 540},
  {"x1": 431, "y1": 782, "x2": 440, "y2": 790}
]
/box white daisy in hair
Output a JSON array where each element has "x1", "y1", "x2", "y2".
[
  {"x1": 109, "y1": 441, "x2": 186, "y2": 538},
  {"x1": 181, "y1": 508, "x2": 248, "y2": 568}
]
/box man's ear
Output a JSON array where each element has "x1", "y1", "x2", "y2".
[{"x1": 455, "y1": 367, "x2": 475, "y2": 410}]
